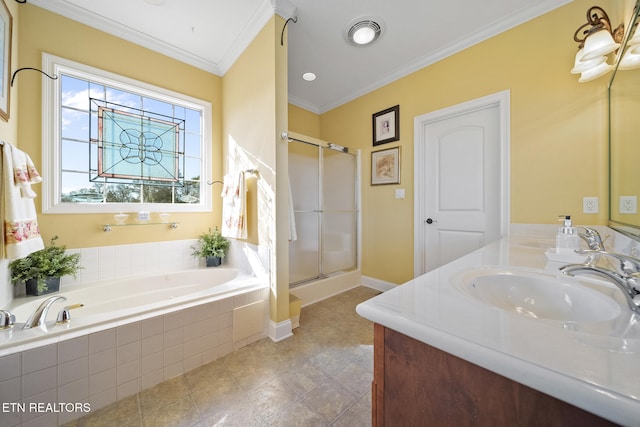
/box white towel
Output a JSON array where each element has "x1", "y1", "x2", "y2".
[
  {"x1": 2, "y1": 142, "x2": 45, "y2": 259},
  {"x1": 221, "y1": 171, "x2": 247, "y2": 239}
]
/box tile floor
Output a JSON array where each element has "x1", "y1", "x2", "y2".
[{"x1": 65, "y1": 286, "x2": 380, "y2": 427}]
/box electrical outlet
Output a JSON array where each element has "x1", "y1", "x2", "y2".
[
  {"x1": 620, "y1": 196, "x2": 638, "y2": 214},
  {"x1": 583, "y1": 196, "x2": 599, "y2": 214}
]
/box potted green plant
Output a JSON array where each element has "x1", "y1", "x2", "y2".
[
  {"x1": 191, "y1": 227, "x2": 230, "y2": 267},
  {"x1": 9, "y1": 236, "x2": 82, "y2": 296}
]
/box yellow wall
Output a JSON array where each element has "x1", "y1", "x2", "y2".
[
  {"x1": 17, "y1": 5, "x2": 223, "y2": 249},
  {"x1": 290, "y1": 1, "x2": 613, "y2": 284},
  {"x1": 288, "y1": 104, "x2": 320, "y2": 138},
  {"x1": 223, "y1": 16, "x2": 290, "y2": 324},
  {"x1": 0, "y1": 0, "x2": 19, "y2": 143}
]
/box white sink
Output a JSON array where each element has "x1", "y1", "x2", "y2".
[{"x1": 451, "y1": 267, "x2": 622, "y2": 322}]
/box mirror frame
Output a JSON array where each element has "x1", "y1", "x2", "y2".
[{"x1": 608, "y1": 1, "x2": 640, "y2": 241}]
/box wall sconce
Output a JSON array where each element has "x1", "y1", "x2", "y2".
[
  {"x1": 571, "y1": 5, "x2": 640, "y2": 82},
  {"x1": 571, "y1": 6, "x2": 623, "y2": 82}
]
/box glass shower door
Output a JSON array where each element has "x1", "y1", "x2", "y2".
[
  {"x1": 289, "y1": 141, "x2": 321, "y2": 284},
  {"x1": 321, "y1": 148, "x2": 357, "y2": 275}
]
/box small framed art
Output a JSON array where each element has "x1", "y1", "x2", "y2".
[
  {"x1": 372, "y1": 104, "x2": 399, "y2": 146},
  {"x1": 371, "y1": 146, "x2": 400, "y2": 185},
  {"x1": 0, "y1": 0, "x2": 12, "y2": 121}
]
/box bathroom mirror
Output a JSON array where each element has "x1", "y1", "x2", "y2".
[{"x1": 609, "y1": 2, "x2": 640, "y2": 239}]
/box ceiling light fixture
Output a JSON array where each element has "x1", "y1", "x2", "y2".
[
  {"x1": 302, "y1": 72, "x2": 316, "y2": 82},
  {"x1": 570, "y1": 5, "x2": 640, "y2": 82},
  {"x1": 345, "y1": 17, "x2": 384, "y2": 46}
]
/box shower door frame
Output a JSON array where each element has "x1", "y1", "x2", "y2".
[{"x1": 288, "y1": 133, "x2": 359, "y2": 287}]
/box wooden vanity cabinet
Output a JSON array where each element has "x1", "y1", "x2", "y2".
[{"x1": 372, "y1": 324, "x2": 617, "y2": 426}]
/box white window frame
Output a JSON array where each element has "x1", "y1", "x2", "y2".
[{"x1": 41, "y1": 53, "x2": 213, "y2": 214}]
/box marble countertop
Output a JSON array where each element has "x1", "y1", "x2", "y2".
[{"x1": 356, "y1": 225, "x2": 640, "y2": 426}]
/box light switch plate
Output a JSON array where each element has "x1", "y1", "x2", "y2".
[{"x1": 395, "y1": 189, "x2": 405, "y2": 199}]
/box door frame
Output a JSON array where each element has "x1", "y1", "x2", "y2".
[{"x1": 413, "y1": 90, "x2": 511, "y2": 277}]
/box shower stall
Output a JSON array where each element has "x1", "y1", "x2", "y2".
[{"x1": 288, "y1": 133, "x2": 360, "y2": 301}]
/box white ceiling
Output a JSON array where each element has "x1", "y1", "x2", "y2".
[{"x1": 27, "y1": 0, "x2": 571, "y2": 114}]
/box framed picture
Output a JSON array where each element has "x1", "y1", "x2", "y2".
[
  {"x1": 371, "y1": 146, "x2": 400, "y2": 185},
  {"x1": 0, "y1": 0, "x2": 11, "y2": 121},
  {"x1": 372, "y1": 105, "x2": 399, "y2": 146}
]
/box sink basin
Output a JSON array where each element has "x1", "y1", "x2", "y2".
[{"x1": 451, "y1": 267, "x2": 622, "y2": 322}]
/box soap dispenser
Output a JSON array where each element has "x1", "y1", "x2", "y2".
[{"x1": 556, "y1": 215, "x2": 580, "y2": 254}]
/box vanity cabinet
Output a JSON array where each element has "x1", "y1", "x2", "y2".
[{"x1": 372, "y1": 324, "x2": 616, "y2": 426}]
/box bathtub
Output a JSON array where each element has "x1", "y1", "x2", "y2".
[
  {"x1": 1, "y1": 267, "x2": 267, "y2": 354},
  {"x1": 0, "y1": 267, "x2": 269, "y2": 426}
]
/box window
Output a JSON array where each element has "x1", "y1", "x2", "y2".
[{"x1": 42, "y1": 53, "x2": 212, "y2": 214}]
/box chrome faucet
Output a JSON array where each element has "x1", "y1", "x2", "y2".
[
  {"x1": 23, "y1": 296, "x2": 67, "y2": 329},
  {"x1": 578, "y1": 227, "x2": 606, "y2": 251},
  {"x1": 560, "y1": 250, "x2": 640, "y2": 315}
]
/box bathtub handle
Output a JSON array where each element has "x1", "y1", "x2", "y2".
[
  {"x1": 0, "y1": 310, "x2": 15, "y2": 330},
  {"x1": 56, "y1": 304, "x2": 84, "y2": 325}
]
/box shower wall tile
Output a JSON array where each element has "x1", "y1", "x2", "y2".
[
  {"x1": 89, "y1": 329, "x2": 116, "y2": 355},
  {"x1": 58, "y1": 336, "x2": 88, "y2": 364},
  {"x1": 58, "y1": 356, "x2": 88, "y2": 386},
  {"x1": 0, "y1": 352, "x2": 21, "y2": 381},
  {"x1": 116, "y1": 322, "x2": 141, "y2": 346},
  {"x1": 22, "y1": 344, "x2": 57, "y2": 375},
  {"x1": 89, "y1": 368, "x2": 116, "y2": 396},
  {"x1": 89, "y1": 348, "x2": 116, "y2": 375},
  {"x1": 22, "y1": 366, "x2": 57, "y2": 399}
]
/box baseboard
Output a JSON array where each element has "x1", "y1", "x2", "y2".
[
  {"x1": 361, "y1": 275, "x2": 397, "y2": 292},
  {"x1": 268, "y1": 319, "x2": 293, "y2": 342}
]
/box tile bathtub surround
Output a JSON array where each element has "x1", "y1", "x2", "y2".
[
  {"x1": 55, "y1": 238, "x2": 260, "y2": 288},
  {"x1": 0, "y1": 287, "x2": 269, "y2": 427},
  {"x1": 62, "y1": 286, "x2": 380, "y2": 427}
]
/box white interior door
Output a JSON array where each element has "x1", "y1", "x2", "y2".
[{"x1": 414, "y1": 91, "x2": 510, "y2": 276}]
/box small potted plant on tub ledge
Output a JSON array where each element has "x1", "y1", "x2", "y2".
[
  {"x1": 191, "y1": 226, "x2": 230, "y2": 267},
  {"x1": 9, "y1": 235, "x2": 82, "y2": 296}
]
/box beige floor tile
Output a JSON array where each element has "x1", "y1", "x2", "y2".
[
  {"x1": 267, "y1": 400, "x2": 328, "y2": 427},
  {"x1": 79, "y1": 395, "x2": 141, "y2": 427},
  {"x1": 77, "y1": 286, "x2": 377, "y2": 427},
  {"x1": 141, "y1": 396, "x2": 199, "y2": 427},
  {"x1": 302, "y1": 377, "x2": 358, "y2": 423},
  {"x1": 138, "y1": 375, "x2": 189, "y2": 414}
]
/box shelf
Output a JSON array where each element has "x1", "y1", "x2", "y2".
[{"x1": 103, "y1": 222, "x2": 179, "y2": 232}]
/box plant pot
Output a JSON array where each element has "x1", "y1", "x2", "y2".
[
  {"x1": 25, "y1": 277, "x2": 60, "y2": 296},
  {"x1": 205, "y1": 256, "x2": 222, "y2": 267}
]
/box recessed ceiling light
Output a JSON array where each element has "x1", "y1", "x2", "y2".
[
  {"x1": 302, "y1": 72, "x2": 316, "y2": 81},
  {"x1": 345, "y1": 17, "x2": 384, "y2": 46}
]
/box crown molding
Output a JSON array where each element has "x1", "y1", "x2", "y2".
[
  {"x1": 26, "y1": 0, "x2": 291, "y2": 77},
  {"x1": 312, "y1": 0, "x2": 572, "y2": 113}
]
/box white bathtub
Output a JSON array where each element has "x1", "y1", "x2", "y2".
[{"x1": 0, "y1": 267, "x2": 267, "y2": 355}]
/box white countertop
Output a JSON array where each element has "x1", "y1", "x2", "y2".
[{"x1": 356, "y1": 225, "x2": 640, "y2": 426}]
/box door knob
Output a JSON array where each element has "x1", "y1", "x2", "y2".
[{"x1": 426, "y1": 218, "x2": 437, "y2": 224}]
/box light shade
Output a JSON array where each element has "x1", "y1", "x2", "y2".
[
  {"x1": 570, "y1": 48, "x2": 607, "y2": 74},
  {"x1": 582, "y1": 29, "x2": 620, "y2": 61},
  {"x1": 619, "y1": 46, "x2": 640, "y2": 70},
  {"x1": 627, "y1": 24, "x2": 640, "y2": 46},
  {"x1": 578, "y1": 61, "x2": 613, "y2": 82}
]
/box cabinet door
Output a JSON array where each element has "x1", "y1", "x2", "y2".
[{"x1": 373, "y1": 324, "x2": 616, "y2": 427}]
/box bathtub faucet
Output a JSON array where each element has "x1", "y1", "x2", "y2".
[{"x1": 23, "y1": 296, "x2": 67, "y2": 329}]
